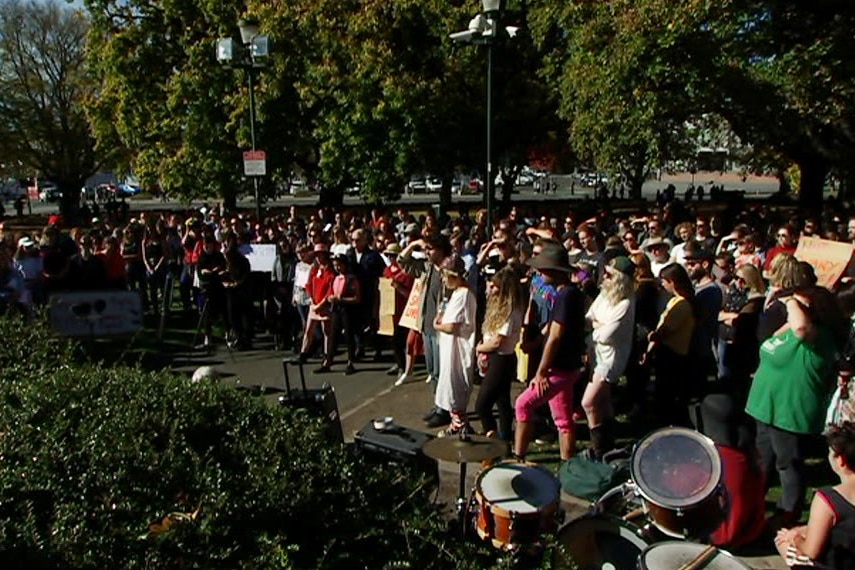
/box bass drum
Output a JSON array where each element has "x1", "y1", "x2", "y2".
[
  {"x1": 553, "y1": 515, "x2": 649, "y2": 570},
  {"x1": 630, "y1": 427, "x2": 724, "y2": 539},
  {"x1": 638, "y1": 541, "x2": 752, "y2": 570}
]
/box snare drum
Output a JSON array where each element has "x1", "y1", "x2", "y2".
[
  {"x1": 474, "y1": 460, "x2": 561, "y2": 550},
  {"x1": 554, "y1": 515, "x2": 649, "y2": 570},
  {"x1": 630, "y1": 427, "x2": 724, "y2": 539},
  {"x1": 638, "y1": 541, "x2": 751, "y2": 570}
]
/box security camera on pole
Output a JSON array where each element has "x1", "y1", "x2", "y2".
[
  {"x1": 450, "y1": 0, "x2": 517, "y2": 236},
  {"x1": 217, "y1": 19, "x2": 270, "y2": 221}
]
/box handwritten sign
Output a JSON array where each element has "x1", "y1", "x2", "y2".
[
  {"x1": 398, "y1": 277, "x2": 425, "y2": 331},
  {"x1": 48, "y1": 291, "x2": 143, "y2": 337},
  {"x1": 238, "y1": 244, "x2": 278, "y2": 272},
  {"x1": 294, "y1": 264, "x2": 310, "y2": 289},
  {"x1": 378, "y1": 278, "x2": 396, "y2": 336},
  {"x1": 794, "y1": 236, "x2": 854, "y2": 289}
]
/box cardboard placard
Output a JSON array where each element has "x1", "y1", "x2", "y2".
[
  {"x1": 398, "y1": 277, "x2": 425, "y2": 331},
  {"x1": 48, "y1": 291, "x2": 143, "y2": 337},
  {"x1": 238, "y1": 243, "x2": 278, "y2": 273},
  {"x1": 378, "y1": 278, "x2": 396, "y2": 336},
  {"x1": 793, "y1": 236, "x2": 854, "y2": 289}
]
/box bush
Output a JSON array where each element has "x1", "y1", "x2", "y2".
[{"x1": 0, "y1": 318, "x2": 532, "y2": 569}]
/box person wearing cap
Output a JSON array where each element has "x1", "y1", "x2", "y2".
[
  {"x1": 299, "y1": 243, "x2": 336, "y2": 372},
  {"x1": 514, "y1": 242, "x2": 587, "y2": 461},
  {"x1": 382, "y1": 243, "x2": 416, "y2": 384},
  {"x1": 14, "y1": 236, "x2": 43, "y2": 306},
  {"x1": 684, "y1": 243, "x2": 723, "y2": 400},
  {"x1": 432, "y1": 254, "x2": 477, "y2": 437},
  {"x1": 580, "y1": 256, "x2": 636, "y2": 459},
  {"x1": 645, "y1": 237, "x2": 672, "y2": 278}
]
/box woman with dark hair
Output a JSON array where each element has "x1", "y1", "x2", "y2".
[{"x1": 642, "y1": 263, "x2": 696, "y2": 427}]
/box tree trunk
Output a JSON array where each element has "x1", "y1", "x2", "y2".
[
  {"x1": 439, "y1": 181, "x2": 451, "y2": 218},
  {"x1": 796, "y1": 157, "x2": 829, "y2": 214},
  {"x1": 57, "y1": 178, "x2": 82, "y2": 224}
]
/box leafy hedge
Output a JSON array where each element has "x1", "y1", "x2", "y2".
[{"x1": 0, "y1": 317, "x2": 531, "y2": 569}]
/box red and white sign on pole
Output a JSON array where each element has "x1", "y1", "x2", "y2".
[{"x1": 243, "y1": 150, "x2": 267, "y2": 176}]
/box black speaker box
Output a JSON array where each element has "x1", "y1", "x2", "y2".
[{"x1": 354, "y1": 421, "x2": 438, "y2": 485}]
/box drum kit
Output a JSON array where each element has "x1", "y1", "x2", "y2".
[{"x1": 423, "y1": 425, "x2": 748, "y2": 569}]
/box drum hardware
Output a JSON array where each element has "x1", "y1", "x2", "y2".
[
  {"x1": 553, "y1": 514, "x2": 650, "y2": 570},
  {"x1": 422, "y1": 433, "x2": 508, "y2": 536}
]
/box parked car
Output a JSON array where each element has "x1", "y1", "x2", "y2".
[
  {"x1": 39, "y1": 183, "x2": 61, "y2": 202},
  {"x1": 117, "y1": 183, "x2": 143, "y2": 197},
  {"x1": 452, "y1": 175, "x2": 465, "y2": 195},
  {"x1": 406, "y1": 175, "x2": 427, "y2": 194},
  {"x1": 426, "y1": 175, "x2": 443, "y2": 193}
]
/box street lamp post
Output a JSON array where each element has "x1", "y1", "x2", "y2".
[
  {"x1": 217, "y1": 19, "x2": 269, "y2": 221},
  {"x1": 450, "y1": 0, "x2": 510, "y2": 236}
]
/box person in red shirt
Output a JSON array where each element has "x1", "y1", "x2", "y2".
[
  {"x1": 300, "y1": 243, "x2": 336, "y2": 372},
  {"x1": 694, "y1": 393, "x2": 767, "y2": 549},
  {"x1": 382, "y1": 243, "x2": 416, "y2": 384},
  {"x1": 763, "y1": 224, "x2": 797, "y2": 277}
]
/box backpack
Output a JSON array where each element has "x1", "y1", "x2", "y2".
[{"x1": 558, "y1": 447, "x2": 631, "y2": 502}]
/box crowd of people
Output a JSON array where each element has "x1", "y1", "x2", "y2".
[{"x1": 2, "y1": 197, "x2": 855, "y2": 566}]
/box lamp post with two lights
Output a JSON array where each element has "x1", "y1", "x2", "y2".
[{"x1": 217, "y1": 19, "x2": 270, "y2": 221}]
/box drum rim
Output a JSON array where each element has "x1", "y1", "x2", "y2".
[
  {"x1": 475, "y1": 460, "x2": 561, "y2": 502},
  {"x1": 555, "y1": 514, "x2": 650, "y2": 561},
  {"x1": 639, "y1": 540, "x2": 752, "y2": 569},
  {"x1": 630, "y1": 427, "x2": 722, "y2": 508}
]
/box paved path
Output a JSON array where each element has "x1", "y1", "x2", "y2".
[{"x1": 172, "y1": 334, "x2": 786, "y2": 569}]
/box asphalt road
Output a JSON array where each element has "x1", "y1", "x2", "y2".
[{"x1": 17, "y1": 173, "x2": 780, "y2": 216}]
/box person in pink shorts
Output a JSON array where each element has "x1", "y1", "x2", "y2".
[{"x1": 514, "y1": 242, "x2": 587, "y2": 461}]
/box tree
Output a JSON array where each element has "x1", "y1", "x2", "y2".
[{"x1": 0, "y1": 0, "x2": 100, "y2": 219}]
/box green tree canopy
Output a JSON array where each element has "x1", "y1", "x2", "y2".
[{"x1": 0, "y1": 0, "x2": 100, "y2": 216}]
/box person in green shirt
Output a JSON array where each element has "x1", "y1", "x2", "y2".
[{"x1": 746, "y1": 291, "x2": 837, "y2": 529}]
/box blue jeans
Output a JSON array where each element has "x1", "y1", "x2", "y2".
[{"x1": 423, "y1": 331, "x2": 439, "y2": 391}]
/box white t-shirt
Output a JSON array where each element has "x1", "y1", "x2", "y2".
[{"x1": 485, "y1": 308, "x2": 523, "y2": 354}]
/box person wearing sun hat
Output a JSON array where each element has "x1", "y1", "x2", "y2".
[
  {"x1": 580, "y1": 255, "x2": 637, "y2": 459},
  {"x1": 645, "y1": 236, "x2": 672, "y2": 277},
  {"x1": 513, "y1": 242, "x2": 587, "y2": 460}
]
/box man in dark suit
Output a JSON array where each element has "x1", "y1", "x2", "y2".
[{"x1": 346, "y1": 229, "x2": 386, "y2": 359}]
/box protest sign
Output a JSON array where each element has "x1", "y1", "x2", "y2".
[
  {"x1": 794, "y1": 236, "x2": 854, "y2": 289},
  {"x1": 378, "y1": 278, "x2": 396, "y2": 336},
  {"x1": 49, "y1": 291, "x2": 143, "y2": 337},
  {"x1": 398, "y1": 277, "x2": 425, "y2": 331},
  {"x1": 238, "y1": 244, "x2": 278, "y2": 272}
]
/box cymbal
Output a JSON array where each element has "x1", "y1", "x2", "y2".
[{"x1": 422, "y1": 435, "x2": 509, "y2": 463}]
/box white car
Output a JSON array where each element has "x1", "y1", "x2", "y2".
[
  {"x1": 426, "y1": 176, "x2": 443, "y2": 192},
  {"x1": 406, "y1": 175, "x2": 427, "y2": 194}
]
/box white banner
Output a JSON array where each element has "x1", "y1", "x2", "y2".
[
  {"x1": 238, "y1": 244, "x2": 278, "y2": 273},
  {"x1": 48, "y1": 291, "x2": 143, "y2": 337}
]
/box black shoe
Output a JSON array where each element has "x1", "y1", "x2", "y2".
[
  {"x1": 314, "y1": 365, "x2": 331, "y2": 374},
  {"x1": 426, "y1": 412, "x2": 451, "y2": 429},
  {"x1": 422, "y1": 407, "x2": 439, "y2": 421},
  {"x1": 344, "y1": 364, "x2": 356, "y2": 376},
  {"x1": 386, "y1": 365, "x2": 400, "y2": 376}
]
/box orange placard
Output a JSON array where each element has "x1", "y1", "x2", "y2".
[
  {"x1": 398, "y1": 277, "x2": 425, "y2": 331},
  {"x1": 794, "y1": 236, "x2": 854, "y2": 289}
]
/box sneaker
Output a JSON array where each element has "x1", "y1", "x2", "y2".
[
  {"x1": 422, "y1": 407, "x2": 439, "y2": 421},
  {"x1": 425, "y1": 411, "x2": 451, "y2": 428},
  {"x1": 424, "y1": 374, "x2": 434, "y2": 384},
  {"x1": 394, "y1": 372, "x2": 413, "y2": 387},
  {"x1": 438, "y1": 424, "x2": 474, "y2": 438},
  {"x1": 344, "y1": 364, "x2": 356, "y2": 376},
  {"x1": 386, "y1": 365, "x2": 400, "y2": 376}
]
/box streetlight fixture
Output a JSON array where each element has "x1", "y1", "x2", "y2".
[
  {"x1": 450, "y1": 0, "x2": 512, "y2": 236},
  {"x1": 216, "y1": 18, "x2": 269, "y2": 220}
]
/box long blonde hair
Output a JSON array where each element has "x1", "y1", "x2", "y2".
[{"x1": 483, "y1": 268, "x2": 522, "y2": 337}]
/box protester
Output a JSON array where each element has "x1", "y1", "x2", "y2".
[
  {"x1": 433, "y1": 255, "x2": 477, "y2": 437},
  {"x1": 475, "y1": 267, "x2": 523, "y2": 441},
  {"x1": 514, "y1": 242, "x2": 586, "y2": 461},
  {"x1": 581, "y1": 256, "x2": 636, "y2": 459}
]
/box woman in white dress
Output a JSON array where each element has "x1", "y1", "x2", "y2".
[
  {"x1": 581, "y1": 256, "x2": 636, "y2": 459},
  {"x1": 433, "y1": 255, "x2": 477, "y2": 437}
]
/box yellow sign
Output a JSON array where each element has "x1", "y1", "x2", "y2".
[{"x1": 794, "y1": 236, "x2": 854, "y2": 290}]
